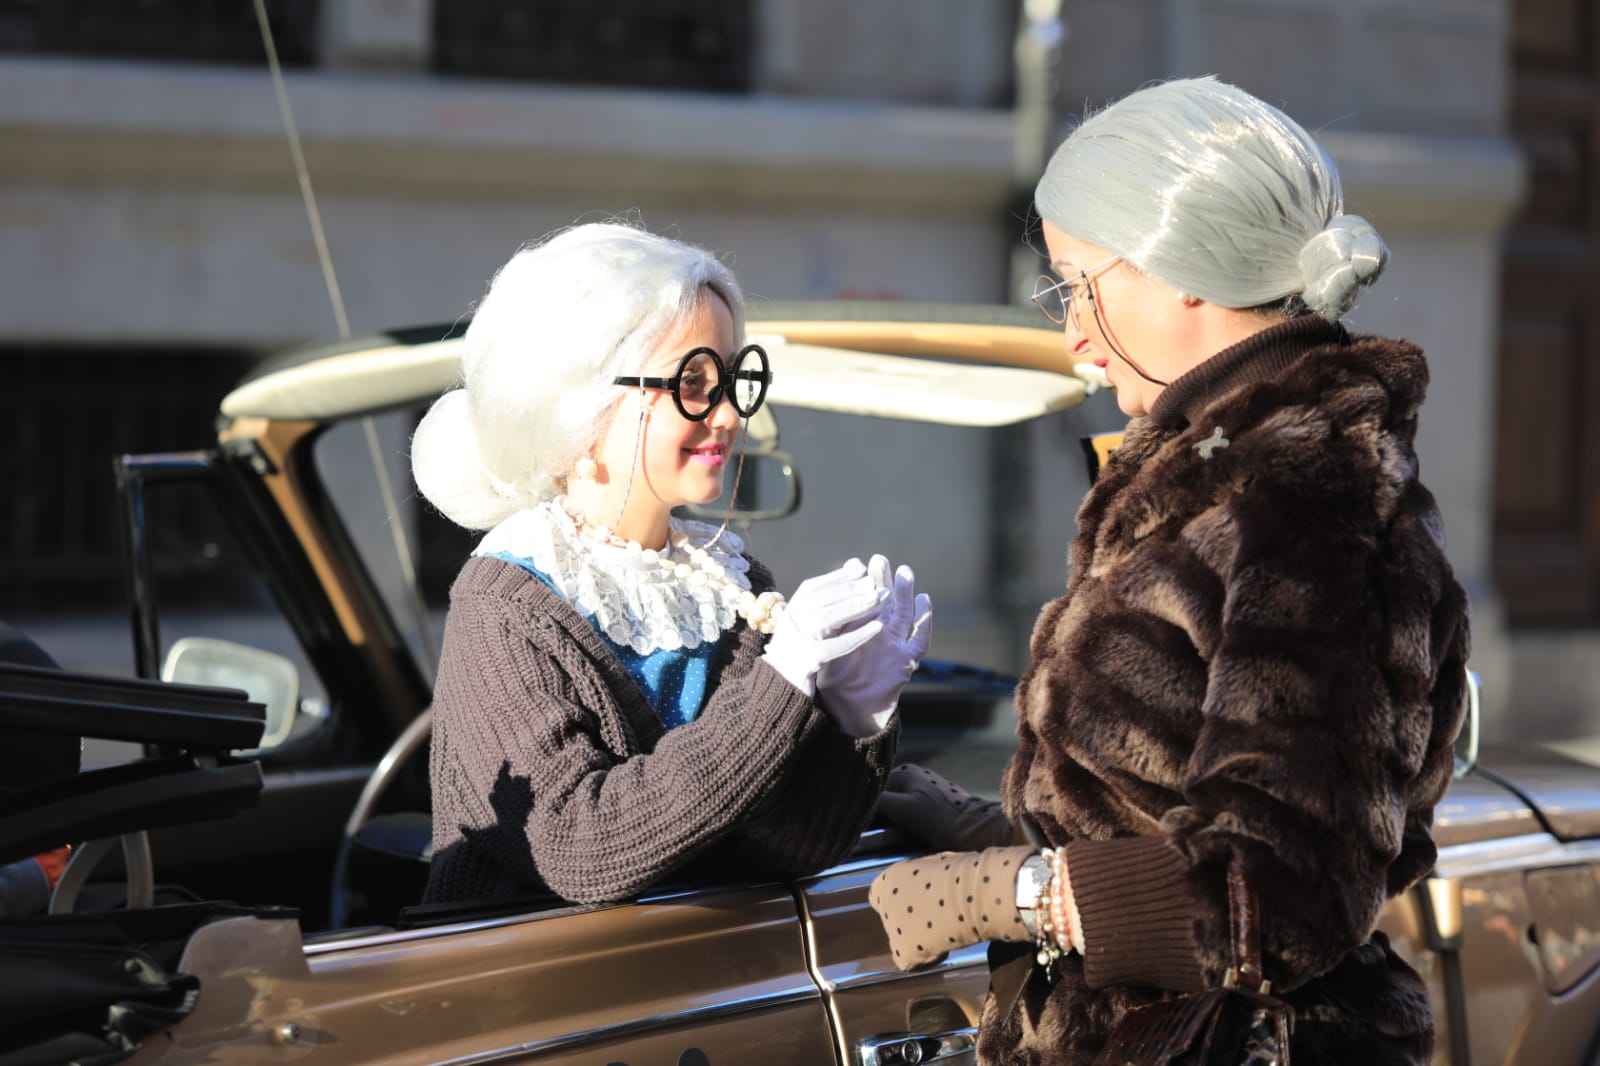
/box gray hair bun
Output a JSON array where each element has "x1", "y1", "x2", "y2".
[{"x1": 1298, "y1": 214, "x2": 1389, "y2": 321}]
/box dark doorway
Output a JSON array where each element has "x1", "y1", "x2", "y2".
[{"x1": 1494, "y1": 0, "x2": 1600, "y2": 624}]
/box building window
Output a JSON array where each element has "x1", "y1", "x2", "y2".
[
  {"x1": 1, "y1": 346, "x2": 255, "y2": 615},
  {"x1": 0, "y1": 0, "x2": 318, "y2": 66},
  {"x1": 433, "y1": 0, "x2": 752, "y2": 93}
]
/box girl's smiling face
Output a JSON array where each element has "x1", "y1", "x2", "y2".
[{"x1": 577, "y1": 289, "x2": 742, "y2": 547}]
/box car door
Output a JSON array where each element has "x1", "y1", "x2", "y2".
[
  {"x1": 1439, "y1": 752, "x2": 1600, "y2": 1066},
  {"x1": 112, "y1": 446, "x2": 421, "y2": 928},
  {"x1": 1374, "y1": 757, "x2": 1600, "y2": 1066},
  {"x1": 128, "y1": 881, "x2": 836, "y2": 1065},
  {"x1": 797, "y1": 847, "x2": 991, "y2": 1066}
]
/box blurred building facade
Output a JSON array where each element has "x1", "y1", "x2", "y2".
[{"x1": 1, "y1": 0, "x2": 1593, "y2": 740}]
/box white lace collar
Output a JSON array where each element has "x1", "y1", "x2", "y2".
[{"x1": 474, "y1": 500, "x2": 753, "y2": 655}]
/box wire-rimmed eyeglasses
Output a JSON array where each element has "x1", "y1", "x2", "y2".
[
  {"x1": 613, "y1": 344, "x2": 772, "y2": 422},
  {"x1": 1030, "y1": 254, "x2": 1122, "y2": 325}
]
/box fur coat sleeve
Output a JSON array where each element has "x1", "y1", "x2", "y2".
[{"x1": 1004, "y1": 334, "x2": 1469, "y2": 995}]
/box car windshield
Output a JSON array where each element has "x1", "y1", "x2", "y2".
[{"x1": 312, "y1": 388, "x2": 1132, "y2": 800}]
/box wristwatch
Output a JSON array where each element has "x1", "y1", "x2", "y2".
[{"x1": 1013, "y1": 852, "x2": 1052, "y2": 938}]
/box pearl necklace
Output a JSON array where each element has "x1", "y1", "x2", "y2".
[{"x1": 557, "y1": 497, "x2": 787, "y2": 634}]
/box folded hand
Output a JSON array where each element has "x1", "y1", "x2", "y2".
[
  {"x1": 816, "y1": 555, "x2": 932, "y2": 735},
  {"x1": 759, "y1": 558, "x2": 886, "y2": 697}
]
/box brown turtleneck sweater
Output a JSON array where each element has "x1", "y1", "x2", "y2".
[{"x1": 1147, "y1": 314, "x2": 1349, "y2": 429}]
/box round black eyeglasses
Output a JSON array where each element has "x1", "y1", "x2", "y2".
[{"x1": 613, "y1": 344, "x2": 772, "y2": 422}]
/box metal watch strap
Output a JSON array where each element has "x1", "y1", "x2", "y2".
[{"x1": 1013, "y1": 853, "x2": 1051, "y2": 937}]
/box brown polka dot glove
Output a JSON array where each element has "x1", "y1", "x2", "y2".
[
  {"x1": 867, "y1": 845, "x2": 1035, "y2": 971},
  {"x1": 875, "y1": 763, "x2": 1014, "y2": 852}
]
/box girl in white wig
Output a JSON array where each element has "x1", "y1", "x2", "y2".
[
  {"x1": 416, "y1": 222, "x2": 930, "y2": 906},
  {"x1": 870, "y1": 79, "x2": 1467, "y2": 1066}
]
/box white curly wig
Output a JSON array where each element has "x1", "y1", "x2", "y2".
[{"x1": 411, "y1": 222, "x2": 745, "y2": 531}]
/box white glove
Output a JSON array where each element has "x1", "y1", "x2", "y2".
[
  {"x1": 816, "y1": 555, "x2": 932, "y2": 736},
  {"x1": 760, "y1": 558, "x2": 887, "y2": 698}
]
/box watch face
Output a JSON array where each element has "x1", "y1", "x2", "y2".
[{"x1": 1015, "y1": 854, "x2": 1050, "y2": 908}]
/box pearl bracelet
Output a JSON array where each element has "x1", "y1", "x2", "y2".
[
  {"x1": 1034, "y1": 848, "x2": 1065, "y2": 967},
  {"x1": 1047, "y1": 847, "x2": 1074, "y2": 954}
]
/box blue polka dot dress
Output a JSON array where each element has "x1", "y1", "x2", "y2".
[{"x1": 596, "y1": 634, "x2": 722, "y2": 729}]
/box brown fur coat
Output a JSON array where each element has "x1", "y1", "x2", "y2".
[{"x1": 981, "y1": 319, "x2": 1469, "y2": 1065}]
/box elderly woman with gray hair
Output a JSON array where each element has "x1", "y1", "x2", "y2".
[
  {"x1": 869, "y1": 78, "x2": 1468, "y2": 1065},
  {"x1": 414, "y1": 222, "x2": 931, "y2": 907}
]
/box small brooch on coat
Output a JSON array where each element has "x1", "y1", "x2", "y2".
[{"x1": 1196, "y1": 426, "x2": 1230, "y2": 459}]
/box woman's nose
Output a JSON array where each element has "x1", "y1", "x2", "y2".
[{"x1": 1060, "y1": 309, "x2": 1086, "y2": 349}]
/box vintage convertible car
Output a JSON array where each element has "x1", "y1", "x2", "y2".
[{"x1": 2, "y1": 304, "x2": 1598, "y2": 1066}]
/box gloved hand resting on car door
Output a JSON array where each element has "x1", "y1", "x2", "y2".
[{"x1": 875, "y1": 763, "x2": 1013, "y2": 852}]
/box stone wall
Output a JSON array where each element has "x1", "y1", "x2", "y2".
[{"x1": 1059, "y1": 0, "x2": 1506, "y2": 136}]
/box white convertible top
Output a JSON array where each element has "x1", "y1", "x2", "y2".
[{"x1": 220, "y1": 303, "x2": 1093, "y2": 428}]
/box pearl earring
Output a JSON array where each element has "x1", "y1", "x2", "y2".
[
  {"x1": 574, "y1": 456, "x2": 598, "y2": 483},
  {"x1": 1177, "y1": 291, "x2": 1199, "y2": 306}
]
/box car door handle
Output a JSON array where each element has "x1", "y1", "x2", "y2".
[{"x1": 857, "y1": 1027, "x2": 978, "y2": 1066}]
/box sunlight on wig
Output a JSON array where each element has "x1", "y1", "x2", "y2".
[
  {"x1": 411, "y1": 221, "x2": 745, "y2": 531},
  {"x1": 1035, "y1": 77, "x2": 1388, "y2": 321}
]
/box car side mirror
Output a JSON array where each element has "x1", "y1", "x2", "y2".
[
  {"x1": 681, "y1": 450, "x2": 801, "y2": 523},
  {"x1": 161, "y1": 637, "x2": 300, "y2": 751},
  {"x1": 1454, "y1": 668, "x2": 1481, "y2": 779}
]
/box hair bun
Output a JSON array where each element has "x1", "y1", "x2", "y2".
[
  {"x1": 411, "y1": 388, "x2": 526, "y2": 531},
  {"x1": 1297, "y1": 214, "x2": 1389, "y2": 321}
]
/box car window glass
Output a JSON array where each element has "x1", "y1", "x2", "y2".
[
  {"x1": 84, "y1": 476, "x2": 332, "y2": 768},
  {"x1": 312, "y1": 409, "x2": 451, "y2": 683}
]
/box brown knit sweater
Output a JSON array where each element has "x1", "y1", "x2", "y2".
[
  {"x1": 424, "y1": 553, "x2": 898, "y2": 906},
  {"x1": 982, "y1": 318, "x2": 1467, "y2": 1065}
]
